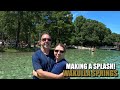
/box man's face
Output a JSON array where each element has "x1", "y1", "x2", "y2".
[{"x1": 40, "y1": 34, "x2": 51, "y2": 49}]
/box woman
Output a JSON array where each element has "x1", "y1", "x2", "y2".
[{"x1": 33, "y1": 43, "x2": 69, "y2": 79}]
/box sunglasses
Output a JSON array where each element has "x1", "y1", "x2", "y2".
[
  {"x1": 54, "y1": 50, "x2": 64, "y2": 53},
  {"x1": 42, "y1": 38, "x2": 51, "y2": 41}
]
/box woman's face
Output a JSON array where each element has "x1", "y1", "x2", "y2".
[{"x1": 54, "y1": 45, "x2": 65, "y2": 61}]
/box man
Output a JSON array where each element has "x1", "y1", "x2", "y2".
[{"x1": 32, "y1": 32, "x2": 64, "y2": 79}]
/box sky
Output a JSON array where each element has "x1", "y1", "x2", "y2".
[{"x1": 71, "y1": 11, "x2": 120, "y2": 34}]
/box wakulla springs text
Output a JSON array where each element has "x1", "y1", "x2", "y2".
[{"x1": 63, "y1": 63, "x2": 118, "y2": 77}]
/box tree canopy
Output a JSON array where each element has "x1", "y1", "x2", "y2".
[{"x1": 0, "y1": 11, "x2": 120, "y2": 49}]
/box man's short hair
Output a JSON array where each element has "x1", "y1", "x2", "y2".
[{"x1": 40, "y1": 32, "x2": 51, "y2": 40}]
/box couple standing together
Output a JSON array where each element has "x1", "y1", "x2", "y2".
[{"x1": 32, "y1": 32, "x2": 69, "y2": 79}]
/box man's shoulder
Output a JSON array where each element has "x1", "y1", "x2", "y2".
[
  {"x1": 32, "y1": 49, "x2": 43, "y2": 56},
  {"x1": 34, "y1": 49, "x2": 42, "y2": 53}
]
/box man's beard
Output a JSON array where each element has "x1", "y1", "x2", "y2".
[{"x1": 43, "y1": 43, "x2": 50, "y2": 48}]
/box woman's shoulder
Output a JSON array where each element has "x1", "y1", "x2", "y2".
[{"x1": 58, "y1": 59, "x2": 68, "y2": 65}]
